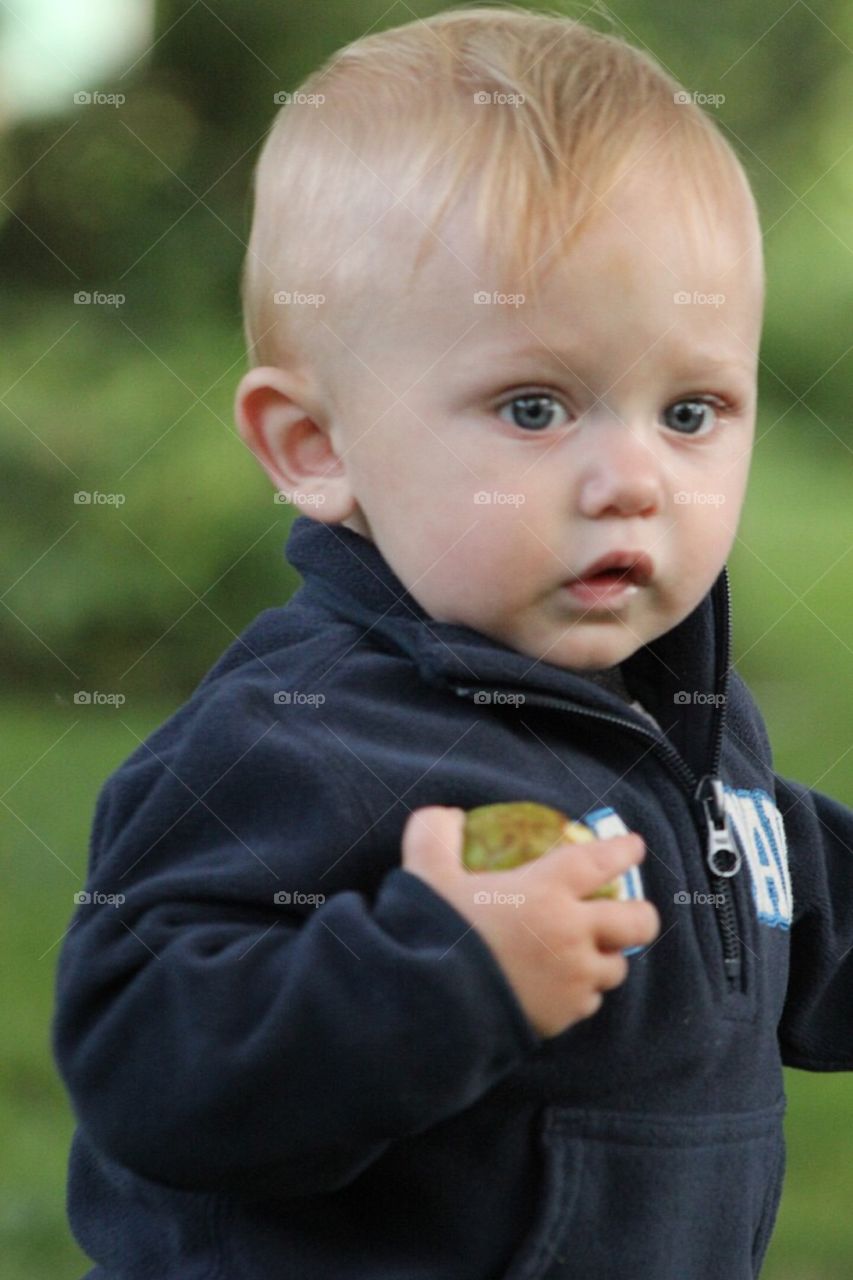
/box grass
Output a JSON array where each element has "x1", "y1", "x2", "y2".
[
  {"x1": 0, "y1": 698, "x2": 165, "y2": 1279},
  {"x1": 3, "y1": 424, "x2": 853, "y2": 1277}
]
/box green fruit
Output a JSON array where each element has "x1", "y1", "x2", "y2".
[{"x1": 462, "y1": 801, "x2": 619, "y2": 899}]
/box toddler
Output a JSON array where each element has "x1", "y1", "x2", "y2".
[{"x1": 54, "y1": 7, "x2": 853, "y2": 1279}]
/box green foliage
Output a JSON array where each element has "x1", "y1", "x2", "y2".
[{"x1": 0, "y1": 293, "x2": 301, "y2": 697}]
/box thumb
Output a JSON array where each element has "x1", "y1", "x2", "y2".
[{"x1": 401, "y1": 806, "x2": 466, "y2": 878}]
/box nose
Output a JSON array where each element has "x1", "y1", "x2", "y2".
[{"x1": 575, "y1": 418, "x2": 665, "y2": 519}]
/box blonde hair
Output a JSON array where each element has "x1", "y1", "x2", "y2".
[{"x1": 240, "y1": 3, "x2": 760, "y2": 371}]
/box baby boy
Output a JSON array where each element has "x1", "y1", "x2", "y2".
[{"x1": 54, "y1": 7, "x2": 853, "y2": 1280}]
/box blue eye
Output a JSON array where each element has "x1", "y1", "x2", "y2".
[
  {"x1": 497, "y1": 393, "x2": 569, "y2": 432},
  {"x1": 664, "y1": 399, "x2": 719, "y2": 436}
]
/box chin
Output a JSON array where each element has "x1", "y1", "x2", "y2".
[{"x1": 554, "y1": 633, "x2": 640, "y2": 670}]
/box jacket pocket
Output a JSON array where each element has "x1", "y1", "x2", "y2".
[{"x1": 502, "y1": 1100, "x2": 786, "y2": 1280}]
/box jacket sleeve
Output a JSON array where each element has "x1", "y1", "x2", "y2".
[
  {"x1": 52, "y1": 679, "x2": 541, "y2": 1197},
  {"x1": 775, "y1": 772, "x2": 853, "y2": 1070}
]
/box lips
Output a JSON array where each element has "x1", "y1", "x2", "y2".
[{"x1": 568, "y1": 550, "x2": 654, "y2": 588}]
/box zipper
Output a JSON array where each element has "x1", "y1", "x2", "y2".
[
  {"x1": 449, "y1": 576, "x2": 743, "y2": 988},
  {"x1": 701, "y1": 568, "x2": 743, "y2": 986},
  {"x1": 695, "y1": 775, "x2": 742, "y2": 984}
]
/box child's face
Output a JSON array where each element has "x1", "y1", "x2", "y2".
[{"x1": 282, "y1": 169, "x2": 762, "y2": 671}]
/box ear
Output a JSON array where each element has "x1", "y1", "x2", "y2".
[{"x1": 234, "y1": 366, "x2": 358, "y2": 524}]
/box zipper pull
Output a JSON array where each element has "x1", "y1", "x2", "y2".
[{"x1": 695, "y1": 774, "x2": 741, "y2": 878}]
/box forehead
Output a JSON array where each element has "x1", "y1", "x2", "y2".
[
  {"x1": 433, "y1": 163, "x2": 758, "y2": 293},
  {"x1": 317, "y1": 160, "x2": 764, "y2": 406},
  {"x1": 378, "y1": 188, "x2": 761, "y2": 365}
]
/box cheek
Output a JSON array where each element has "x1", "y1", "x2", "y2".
[
  {"x1": 704, "y1": 483, "x2": 740, "y2": 554},
  {"x1": 356, "y1": 417, "x2": 461, "y2": 497},
  {"x1": 672, "y1": 502, "x2": 736, "y2": 615},
  {"x1": 455, "y1": 514, "x2": 543, "y2": 601},
  {"x1": 418, "y1": 508, "x2": 534, "y2": 610},
  {"x1": 727, "y1": 460, "x2": 752, "y2": 514}
]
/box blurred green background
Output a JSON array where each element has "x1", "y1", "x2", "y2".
[{"x1": 1, "y1": 1, "x2": 851, "y2": 1276}]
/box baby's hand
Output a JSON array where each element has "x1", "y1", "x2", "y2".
[{"x1": 401, "y1": 806, "x2": 660, "y2": 1040}]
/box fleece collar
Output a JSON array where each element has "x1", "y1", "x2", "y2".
[{"x1": 285, "y1": 516, "x2": 731, "y2": 780}]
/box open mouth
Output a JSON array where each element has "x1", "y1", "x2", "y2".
[
  {"x1": 581, "y1": 567, "x2": 636, "y2": 585},
  {"x1": 563, "y1": 551, "x2": 654, "y2": 606}
]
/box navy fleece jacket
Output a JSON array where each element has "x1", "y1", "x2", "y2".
[{"x1": 53, "y1": 515, "x2": 853, "y2": 1279}]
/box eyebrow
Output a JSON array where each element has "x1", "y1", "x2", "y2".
[{"x1": 477, "y1": 342, "x2": 756, "y2": 379}]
